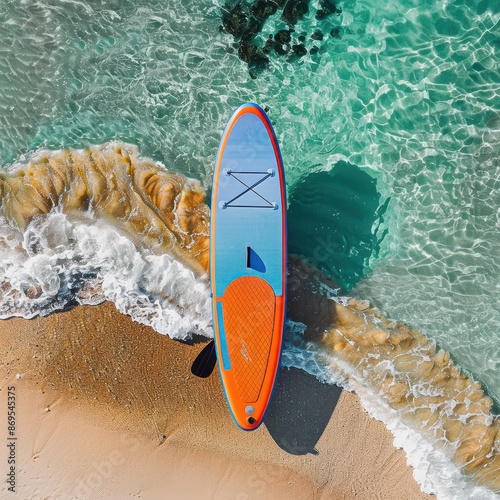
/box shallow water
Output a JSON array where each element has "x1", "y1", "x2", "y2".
[{"x1": 0, "y1": 0, "x2": 499, "y2": 497}]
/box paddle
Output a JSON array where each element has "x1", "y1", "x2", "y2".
[{"x1": 191, "y1": 340, "x2": 217, "y2": 378}]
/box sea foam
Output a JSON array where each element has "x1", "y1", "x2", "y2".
[{"x1": 0, "y1": 212, "x2": 211, "y2": 339}]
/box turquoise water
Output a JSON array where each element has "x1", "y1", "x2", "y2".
[
  {"x1": 0, "y1": 0, "x2": 499, "y2": 413},
  {"x1": 288, "y1": 161, "x2": 389, "y2": 290}
]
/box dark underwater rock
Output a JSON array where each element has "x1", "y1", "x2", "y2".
[
  {"x1": 275, "y1": 29, "x2": 292, "y2": 44},
  {"x1": 330, "y1": 26, "x2": 341, "y2": 38},
  {"x1": 251, "y1": 0, "x2": 279, "y2": 20},
  {"x1": 219, "y1": 0, "x2": 344, "y2": 77},
  {"x1": 220, "y1": 4, "x2": 249, "y2": 37},
  {"x1": 264, "y1": 34, "x2": 291, "y2": 56},
  {"x1": 282, "y1": 0, "x2": 309, "y2": 26},
  {"x1": 311, "y1": 29, "x2": 324, "y2": 41},
  {"x1": 220, "y1": 1, "x2": 272, "y2": 41},
  {"x1": 264, "y1": 33, "x2": 275, "y2": 51},
  {"x1": 292, "y1": 43, "x2": 307, "y2": 57},
  {"x1": 244, "y1": 16, "x2": 266, "y2": 40},
  {"x1": 268, "y1": 29, "x2": 292, "y2": 55},
  {"x1": 316, "y1": 0, "x2": 341, "y2": 20},
  {"x1": 244, "y1": 0, "x2": 280, "y2": 40},
  {"x1": 238, "y1": 39, "x2": 270, "y2": 78}
]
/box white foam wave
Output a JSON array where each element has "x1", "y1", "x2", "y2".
[
  {"x1": 282, "y1": 320, "x2": 499, "y2": 500},
  {"x1": 0, "y1": 212, "x2": 211, "y2": 340}
]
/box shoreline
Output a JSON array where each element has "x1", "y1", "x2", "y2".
[{"x1": 0, "y1": 301, "x2": 431, "y2": 499}]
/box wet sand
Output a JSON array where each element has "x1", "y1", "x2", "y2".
[{"x1": 0, "y1": 301, "x2": 431, "y2": 499}]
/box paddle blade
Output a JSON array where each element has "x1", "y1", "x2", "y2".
[{"x1": 191, "y1": 340, "x2": 217, "y2": 378}]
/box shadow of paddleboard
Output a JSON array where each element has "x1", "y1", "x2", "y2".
[{"x1": 265, "y1": 366, "x2": 342, "y2": 455}]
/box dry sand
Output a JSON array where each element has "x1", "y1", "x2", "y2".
[{"x1": 0, "y1": 302, "x2": 431, "y2": 499}]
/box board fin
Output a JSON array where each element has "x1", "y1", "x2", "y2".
[{"x1": 246, "y1": 247, "x2": 266, "y2": 273}]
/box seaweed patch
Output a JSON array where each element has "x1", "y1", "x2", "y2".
[{"x1": 220, "y1": 0, "x2": 342, "y2": 78}]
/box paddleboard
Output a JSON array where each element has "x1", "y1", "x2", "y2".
[{"x1": 211, "y1": 103, "x2": 287, "y2": 431}]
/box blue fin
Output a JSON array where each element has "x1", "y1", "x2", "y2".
[{"x1": 246, "y1": 247, "x2": 266, "y2": 273}]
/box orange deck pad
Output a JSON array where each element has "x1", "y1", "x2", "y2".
[{"x1": 214, "y1": 276, "x2": 284, "y2": 430}]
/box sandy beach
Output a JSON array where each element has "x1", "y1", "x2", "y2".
[{"x1": 0, "y1": 301, "x2": 431, "y2": 499}]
